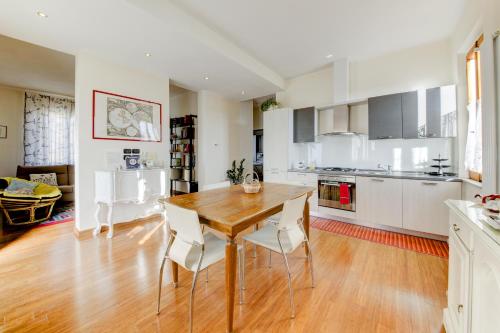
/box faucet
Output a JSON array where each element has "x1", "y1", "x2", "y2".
[{"x1": 377, "y1": 163, "x2": 393, "y2": 173}]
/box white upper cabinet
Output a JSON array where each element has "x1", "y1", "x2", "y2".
[
  {"x1": 357, "y1": 176, "x2": 403, "y2": 228},
  {"x1": 402, "y1": 179, "x2": 461, "y2": 236}
]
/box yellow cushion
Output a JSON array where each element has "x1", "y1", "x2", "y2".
[{"x1": 0, "y1": 177, "x2": 61, "y2": 199}]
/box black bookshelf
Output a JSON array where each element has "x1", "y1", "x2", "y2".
[{"x1": 169, "y1": 115, "x2": 198, "y2": 196}]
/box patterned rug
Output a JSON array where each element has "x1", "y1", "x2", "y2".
[
  {"x1": 311, "y1": 217, "x2": 448, "y2": 258},
  {"x1": 36, "y1": 204, "x2": 74, "y2": 227}
]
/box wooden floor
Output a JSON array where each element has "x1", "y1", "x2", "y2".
[{"x1": 0, "y1": 217, "x2": 448, "y2": 332}]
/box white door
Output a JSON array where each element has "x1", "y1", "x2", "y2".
[
  {"x1": 357, "y1": 177, "x2": 402, "y2": 228},
  {"x1": 470, "y1": 235, "x2": 500, "y2": 333},
  {"x1": 447, "y1": 230, "x2": 471, "y2": 333},
  {"x1": 402, "y1": 180, "x2": 461, "y2": 235}
]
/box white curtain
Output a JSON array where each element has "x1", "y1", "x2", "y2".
[
  {"x1": 24, "y1": 92, "x2": 75, "y2": 166},
  {"x1": 464, "y1": 100, "x2": 482, "y2": 173}
]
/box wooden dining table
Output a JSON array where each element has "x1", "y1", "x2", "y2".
[{"x1": 160, "y1": 182, "x2": 315, "y2": 332}]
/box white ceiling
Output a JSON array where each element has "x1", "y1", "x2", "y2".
[
  {"x1": 0, "y1": 34, "x2": 74, "y2": 96},
  {"x1": 172, "y1": 0, "x2": 466, "y2": 78},
  {"x1": 0, "y1": 0, "x2": 283, "y2": 101},
  {"x1": 0, "y1": 0, "x2": 466, "y2": 100}
]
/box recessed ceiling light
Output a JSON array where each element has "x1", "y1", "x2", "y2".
[
  {"x1": 36, "y1": 11, "x2": 48, "y2": 18},
  {"x1": 204, "y1": 75, "x2": 209, "y2": 80},
  {"x1": 145, "y1": 52, "x2": 152, "y2": 57},
  {"x1": 325, "y1": 54, "x2": 333, "y2": 59}
]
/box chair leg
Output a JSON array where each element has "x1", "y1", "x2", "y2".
[
  {"x1": 280, "y1": 251, "x2": 295, "y2": 318},
  {"x1": 277, "y1": 234, "x2": 295, "y2": 319},
  {"x1": 189, "y1": 254, "x2": 204, "y2": 333},
  {"x1": 301, "y1": 225, "x2": 315, "y2": 288},
  {"x1": 157, "y1": 247, "x2": 169, "y2": 314}
]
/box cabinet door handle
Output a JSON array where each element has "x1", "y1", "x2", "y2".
[
  {"x1": 422, "y1": 182, "x2": 438, "y2": 186},
  {"x1": 457, "y1": 304, "x2": 464, "y2": 313},
  {"x1": 376, "y1": 136, "x2": 393, "y2": 139},
  {"x1": 371, "y1": 178, "x2": 385, "y2": 182},
  {"x1": 453, "y1": 224, "x2": 460, "y2": 232}
]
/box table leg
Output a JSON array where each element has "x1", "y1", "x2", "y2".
[
  {"x1": 303, "y1": 200, "x2": 310, "y2": 255},
  {"x1": 171, "y1": 262, "x2": 178, "y2": 288},
  {"x1": 225, "y1": 237, "x2": 237, "y2": 333}
]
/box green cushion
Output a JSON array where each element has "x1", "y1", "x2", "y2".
[{"x1": 0, "y1": 177, "x2": 61, "y2": 199}]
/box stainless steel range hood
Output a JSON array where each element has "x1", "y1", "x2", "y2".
[
  {"x1": 318, "y1": 105, "x2": 350, "y2": 135},
  {"x1": 317, "y1": 99, "x2": 369, "y2": 135}
]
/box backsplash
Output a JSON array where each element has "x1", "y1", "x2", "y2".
[{"x1": 290, "y1": 135, "x2": 456, "y2": 172}]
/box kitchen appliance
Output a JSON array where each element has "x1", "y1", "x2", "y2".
[
  {"x1": 318, "y1": 174, "x2": 356, "y2": 211},
  {"x1": 321, "y1": 167, "x2": 356, "y2": 172}
]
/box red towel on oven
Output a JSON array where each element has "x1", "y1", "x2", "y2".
[{"x1": 339, "y1": 183, "x2": 350, "y2": 205}]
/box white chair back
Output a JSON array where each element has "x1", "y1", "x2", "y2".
[
  {"x1": 201, "y1": 181, "x2": 231, "y2": 191},
  {"x1": 164, "y1": 203, "x2": 204, "y2": 270},
  {"x1": 278, "y1": 194, "x2": 307, "y2": 230},
  {"x1": 277, "y1": 194, "x2": 308, "y2": 250}
]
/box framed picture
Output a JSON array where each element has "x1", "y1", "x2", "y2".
[
  {"x1": 0, "y1": 125, "x2": 6, "y2": 139},
  {"x1": 92, "y1": 90, "x2": 162, "y2": 142}
]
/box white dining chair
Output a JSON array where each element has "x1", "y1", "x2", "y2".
[
  {"x1": 241, "y1": 193, "x2": 314, "y2": 318},
  {"x1": 157, "y1": 203, "x2": 244, "y2": 333}
]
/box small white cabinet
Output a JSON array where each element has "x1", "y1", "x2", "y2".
[
  {"x1": 263, "y1": 108, "x2": 292, "y2": 182},
  {"x1": 402, "y1": 180, "x2": 461, "y2": 236},
  {"x1": 357, "y1": 177, "x2": 402, "y2": 228},
  {"x1": 470, "y1": 235, "x2": 500, "y2": 333},
  {"x1": 445, "y1": 200, "x2": 500, "y2": 333},
  {"x1": 446, "y1": 228, "x2": 471, "y2": 333}
]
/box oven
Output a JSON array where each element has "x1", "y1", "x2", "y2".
[{"x1": 318, "y1": 175, "x2": 356, "y2": 212}]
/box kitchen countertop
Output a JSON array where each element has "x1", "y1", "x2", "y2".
[
  {"x1": 288, "y1": 168, "x2": 462, "y2": 182},
  {"x1": 446, "y1": 199, "x2": 500, "y2": 246}
]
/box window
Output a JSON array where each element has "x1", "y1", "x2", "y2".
[
  {"x1": 464, "y1": 35, "x2": 483, "y2": 182},
  {"x1": 24, "y1": 92, "x2": 75, "y2": 166}
]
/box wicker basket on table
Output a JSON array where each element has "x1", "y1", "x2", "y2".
[{"x1": 242, "y1": 171, "x2": 261, "y2": 194}]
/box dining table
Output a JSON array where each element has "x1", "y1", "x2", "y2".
[{"x1": 160, "y1": 182, "x2": 315, "y2": 332}]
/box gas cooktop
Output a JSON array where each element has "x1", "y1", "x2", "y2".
[{"x1": 321, "y1": 167, "x2": 357, "y2": 172}]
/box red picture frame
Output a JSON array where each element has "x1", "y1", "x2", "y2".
[{"x1": 92, "y1": 89, "x2": 162, "y2": 142}]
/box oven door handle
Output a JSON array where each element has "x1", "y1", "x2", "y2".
[{"x1": 319, "y1": 182, "x2": 352, "y2": 187}]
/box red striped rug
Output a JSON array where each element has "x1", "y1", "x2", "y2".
[{"x1": 311, "y1": 217, "x2": 448, "y2": 258}]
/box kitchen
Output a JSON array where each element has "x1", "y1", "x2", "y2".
[{"x1": 261, "y1": 58, "x2": 462, "y2": 239}]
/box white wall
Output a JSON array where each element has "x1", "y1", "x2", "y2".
[
  {"x1": 276, "y1": 66, "x2": 333, "y2": 109},
  {"x1": 74, "y1": 53, "x2": 169, "y2": 231},
  {"x1": 0, "y1": 85, "x2": 24, "y2": 175},
  {"x1": 197, "y1": 90, "x2": 253, "y2": 187},
  {"x1": 450, "y1": 0, "x2": 500, "y2": 194},
  {"x1": 349, "y1": 39, "x2": 454, "y2": 99},
  {"x1": 169, "y1": 90, "x2": 197, "y2": 118}
]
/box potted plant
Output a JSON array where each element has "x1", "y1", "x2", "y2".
[
  {"x1": 260, "y1": 98, "x2": 279, "y2": 112},
  {"x1": 226, "y1": 159, "x2": 246, "y2": 184}
]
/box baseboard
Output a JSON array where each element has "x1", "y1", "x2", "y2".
[{"x1": 72, "y1": 214, "x2": 163, "y2": 240}]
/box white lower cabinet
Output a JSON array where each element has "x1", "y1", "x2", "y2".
[
  {"x1": 470, "y1": 235, "x2": 500, "y2": 333},
  {"x1": 264, "y1": 169, "x2": 287, "y2": 183},
  {"x1": 445, "y1": 228, "x2": 471, "y2": 333},
  {"x1": 402, "y1": 180, "x2": 461, "y2": 236},
  {"x1": 445, "y1": 201, "x2": 500, "y2": 333},
  {"x1": 287, "y1": 172, "x2": 318, "y2": 214},
  {"x1": 357, "y1": 177, "x2": 402, "y2": 228}
]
